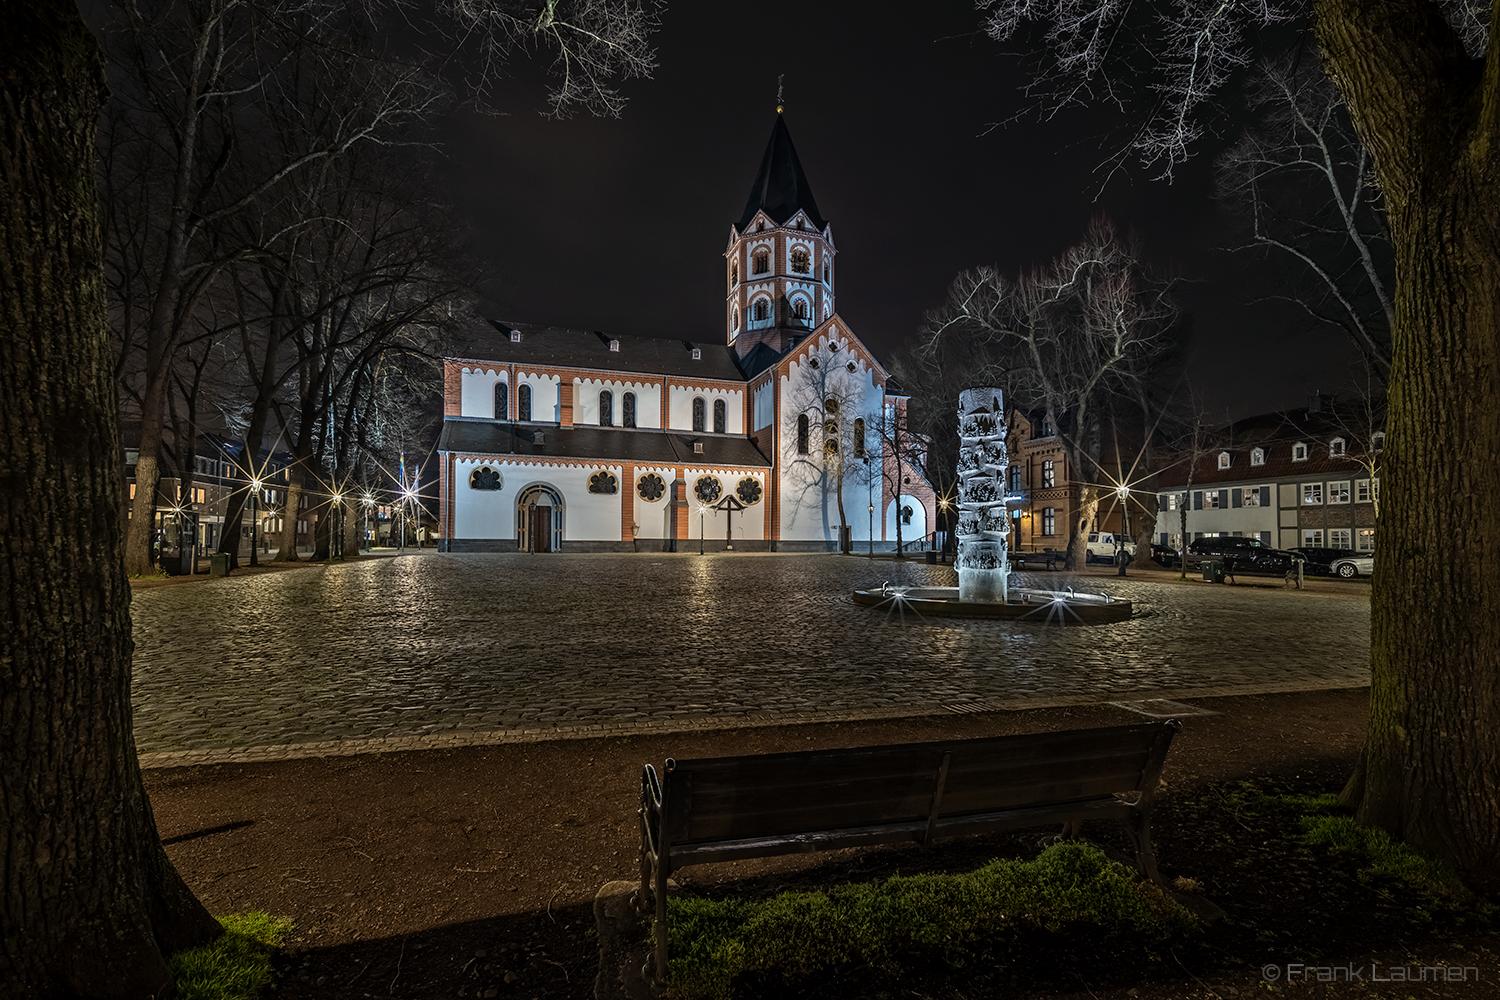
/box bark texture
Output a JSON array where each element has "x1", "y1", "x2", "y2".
[
  {"x1": 1316, "y1": 0, "x2": 1500, "y2": 888},
  {"x1": 0, "y1": 4, "x2": 222, "y2": 995}
]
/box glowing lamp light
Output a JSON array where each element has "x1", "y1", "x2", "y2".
[{"x1": 1116, "y1": 484, "x2": 1130, "y2": 500}]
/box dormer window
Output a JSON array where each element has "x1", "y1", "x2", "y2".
[
  {"x1": 608, "y1": 339, "x2": 620, "y2": 352},
  {"x1": 1250, "y1": 447, "x2": 1265, "y2": 467},
  {"x1": 1329, "y1": 437, "x2": 1346, "y2": 457},
  {"x1": 509, "y1": 329, "x2": 521, "y2": 343},
  {"x1": 1371, "y1": 431, "x2": 1385, "y2": 451},
  {"x1": 693, "y1": 441, "x2": 703, "y2": 454},
  {"x1": 753, "y1": 252, "x2": 769, "y2": 275},
  {"x1": 690, "y1": 348, "x2": 701, "y2": 360},
  {"x1": 1292, "y1": 442, "x2": 1309, "y2": 462},
  {"x1": 1217, "y1": 451, "x2": 1231, "y2": 470},
  {"x1": 791, "y1": 248, "x2": 810, "y2": 274}
]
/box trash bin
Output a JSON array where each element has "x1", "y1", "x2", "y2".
[
  {"x1": 1202, "y1": 560, "x2": 1224, "y2": 584},
  {"x1": 209, "y1": 552, "x2": 230, "y2": 578}
]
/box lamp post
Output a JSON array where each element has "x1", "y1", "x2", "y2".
[
  {"x1": 1116, "y1": 483, "x2": 1130, "y2": 577},
  {"x1": 938, "y1": 497, "x2": 950, "y2": 563},
  {"x1": 698, "y1": 505, "x2": 705, "y2": 555},
  {"x1": 249, "y1": 479, "x2": 261, "y2": 567},
  {"x1": 331, "y1": 494, "x2": 343, "y2": 560},
  {"x1": 868, "y1": 503, "x2": 875, "y2": 558},
  {"x1": 362, "y1": 493, "x2": 373, "y2": 551}
]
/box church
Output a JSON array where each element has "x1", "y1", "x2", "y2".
[{"x1": 436, "y1": 113, "x2": 937, "y2": 552}]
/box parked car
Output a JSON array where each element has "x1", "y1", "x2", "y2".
[
  {"x1": 1329, "y1": 552, "x2": 1375, "y2": 578},
  {"x1": 1150, "y1": 543, "x2": 1180, "y2": 568},
  {"x1": 1186, "y1": 536, "x2": 1304, "y2": 577},
  {"x1": 1288, "y1": 546, "x2": 1354, "y2": 575},
  {"x1": 1084, "y1": 532, "x2": 1137, "y2": 563}
]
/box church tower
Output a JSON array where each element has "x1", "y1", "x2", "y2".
[{"x1": 725, "y1": 113, "x2": 836, "y2": 359}]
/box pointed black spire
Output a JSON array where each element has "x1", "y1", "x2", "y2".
[{"x1": 737, "y1": 115, "x2": 826, "y2": 232}]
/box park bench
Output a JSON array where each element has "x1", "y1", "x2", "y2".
[
  {"x1": 637, "y1": 719, "x2": 1180, "y2": 981},
  {"x1": 1008, "y1": 547, "x2": 1062, "y2": 570}
]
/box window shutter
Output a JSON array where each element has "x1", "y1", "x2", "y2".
[
  {"x1": 1193, "y1": 491, "x2": 1203, "y2": 510},
  {"x1": 1158, "y1": 493, "x2": 1167, "y2": 510},
  {"x1": 1231, "y1": 488, "x2": 1242, "y2": 508},
  {"x1": 1260, "y1": 485, "x2": 1271, "y2": 507},
  {"x1": 1219, "y1": 489, "x2": 1229, "y2": 508}
]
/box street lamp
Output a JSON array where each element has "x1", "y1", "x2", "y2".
[
  {"x1": 249, "y1": 479, "x2": 262, "y2": 567},
  {"x1": 868, "y1": 503, "x2": 875, "y2": 558},
  {"x1": 331, "y1": 493, "x2": 344, "y2": 560},
  {"x1": 698, "y1": 504, "x2": 706, "y2": 555},
  {"x1": 1116, "y1": 483, "x2": 1130, "y2": 577},
  {"x1": 938, "y1": 497, "x2": 950, "y2": 564},
  {"x1": 362, "y1": 492, "x2": 373, "y2": 551}
]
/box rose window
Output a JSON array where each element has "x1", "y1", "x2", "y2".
[
  {"x1": 736, "y1": 478, "x2": 762, "y2": 505},
  {"x1": 694, "y1": 476, "x2": 722, "y2": 504},
  {"x1": 637, "y1": 473, "x2": 666, "y2": 502}
]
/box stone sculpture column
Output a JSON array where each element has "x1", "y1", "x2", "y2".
[{"x1": 956, "y1": 388, "x2": 1010, "y2": 603}]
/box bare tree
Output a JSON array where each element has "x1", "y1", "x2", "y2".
[
  {"x1": 781, "y1": 344, "x2": 877, "y2": 549},
  {"x1": 914, "y1": 219, "x2": 1181, "y2": 570},
  {"x1": 982, "y1": 0, "x2": 1500, "y2": 889},
  {"x1": 1216, "y1": 46, "x2": 1394, "y2": 378}
]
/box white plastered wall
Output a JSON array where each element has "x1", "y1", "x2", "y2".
[
  {"x1": 683, "y1": 469, "x2": 767, "y2": 543},
  {"x1": 572, "y1": 378, "x2": 663, "y2": 428},
  {"x1": 460, "y1": 367, "x2": 506, "y2": 418},
  {"x1": 629, "y1": 466, "x2": 677, "y2": 540},
  {"x1": 515, "y1": 372, "x2": 562, "y2": 423},
  {"x1": 885, "y1": 494, "x2": 929, "y2": 543},
  {"x1": 668, "y1": 386, "x2": 744, "y2": 433},
  {"x1": 450, "y1": 458, "x2": 623, "y2": 542}
]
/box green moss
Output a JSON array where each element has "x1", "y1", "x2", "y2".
[
  {"x1": 169, "y1": 911, "x2": 292, "y2": 1000},
  {"x1": 661, "y1": 842, "x2": 1196, "y2": 1000}
]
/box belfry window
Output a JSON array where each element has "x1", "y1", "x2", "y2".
[
  {"x1": 518, "y1": 384, "x2": 532, "y2": 421},
  {"x1": 753, "y1": 299, "x2": 768, "y2": 322},
  {"x1": 713, "y1": 399, "x2": 726, "y2": 434},
  {"x1": 599, "y1": 389, "x2": 613, "y2": 427},
  {"x1": 753, "y1": 251, "x2": 769, "y2": 275},
  {"x1": 793, "y1": 299, "x2": 807, "y2": 320},
  {"x1": 731, "y1": 261, "x2": 738, "y2": 284},
  {"x1": 494, "y1": 381, "x2": 508, "y2": 420},
  {"x1": 791, "y1": 248, "x2": 810, "y2": 274},
  {"x1": 692, "y1": 396, "x2": 706, "y2": 432},
  {"x1": 623, "y1": 391, "x2": 637, "y2": 428},
  {"x1": 854, "y1": 418, "x2": 866, "y2": 457}
]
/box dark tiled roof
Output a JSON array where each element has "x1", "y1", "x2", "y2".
[
  {"x1": 451, "y1": 321, "x2": 747, "y2": 383},
  {"x1": 737, "y1": 115, "x2": 827, "y2": 231},
  {"x1": 737, "y1": 341, "x2": 784, "y2": 379},
  {"x1": 1156, "y1": 407, "x2": 1383, "y2": 488},
  {"x1": 438, "y1": 420, "x2": 772, "y2": 468}
]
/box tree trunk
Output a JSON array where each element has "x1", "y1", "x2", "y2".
[
  {"x1": 1066, "y1": 484, "x2": 1098, "y2": 571},
  {"x1": 1130, "y1": 493, "x2": 1158, "y2": 568},
  {"x1": 0, "y1": 6, "x2": 221, "y2": 995},
  {"x1": 274, "y1": 475, "x2": 303, "y2": 561},
  {"x1": 1317, "y1": 2, "x2": 1500, "y2": 890}
]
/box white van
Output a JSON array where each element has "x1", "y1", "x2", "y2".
[{"x1": 1084, "y1": 532, "x2": 1137, "y2": 563}]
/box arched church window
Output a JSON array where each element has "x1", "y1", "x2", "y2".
[
  {"x1": 854, "y1": 418, "x2": 866, "y2": 458},
  {"x1": 599, "y1": 389, "x2": 614, "y2": 427},
  {"x1": 732, "y1": 306, "x2": 739, "y2": 331},
  {"x1": 494, "y1": 381, "x2": 508, "y2": 420},
  {"x1": 623, "y1": 391, "x2": 637, "y2": 428},
  {"x1": 692, "y1": 396, "x2": 706, "y2": 432},
  {"x1": 518, "y1": 384, "x2": 532, "y2": 421},
  {"x1": 825, "y1": 438, "x2": 839, "y2": 456},
  {"x1": 753, "y1": 251, "x2": 769, "y2": 275},
  {"x1": 588, "y1": 470, "x2": 618, "y2": 494},
  {"x1": 469, "y1": 466, "x2": 502, "y2": 491},
  {"x1": 791, "y1": 248, "x2": 810, "y2": 274},
  {"x1": 797, "y1": 414, "x2": 810, "y2": 454},
  {"x1": 824, "y1": 263, "x2": 830, "y2": 282},
  {"x1": 793, "y1": 299, "x2": 807, "y2": 320},
  {"x1": 753, "y1": 300, "x2": 768, "y2": 322},
  {"x1": 713, "y1": 399, "x2": 726, "y2": 434},
  {"x1": 731, "y1": 261, "x2": 738, "y2": 284},
  {"x1": 824, "y1": 397, "x2": 839, "y2": 417}
]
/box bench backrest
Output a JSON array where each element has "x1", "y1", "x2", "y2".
[{"x1": 662, "y1": 722, "x2": 1175, "y2": 848}]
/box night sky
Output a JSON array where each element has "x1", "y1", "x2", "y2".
[{"x1": 439, "y1": 2, "x2": 1362, "y2": 421}]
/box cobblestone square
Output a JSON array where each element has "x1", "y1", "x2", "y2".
[{"x1": 130, "y1": 552, "x2": 1370, "y2": 762}]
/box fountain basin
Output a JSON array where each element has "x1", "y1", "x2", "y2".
[{"x1": 852, "y1": 586, "x2": 1132, "y2": 624}]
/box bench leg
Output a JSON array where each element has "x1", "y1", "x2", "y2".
[
  {"x1": 654, "y1": 860, "x2": 669, "y2": 983},
  {"x1": 1124, "y1": 813, "x2": 1166, "y2": 886}
]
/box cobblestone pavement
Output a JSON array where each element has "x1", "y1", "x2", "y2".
[{"x1": 131, "y1": 552, "x2": 1370, "y2": 764}]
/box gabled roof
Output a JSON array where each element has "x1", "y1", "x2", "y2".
[
  {"x1": 438, "y1": 420, "x2": 772, "y2": 468},
  {"x1": 451, "y1": 320, "x2": 748, "y2": 383},
  {"x1": 737, "y1": 115, "x2": 827, "y2": 232},
  {"x1": 1155, "y1": 406, "x2": 1384, "y2": 489}
]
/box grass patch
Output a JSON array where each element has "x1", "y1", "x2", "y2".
[
  {"x1": 169, "y1": 911, "x2": 292, "y2": 1000},
  {"x1": 662, "y1": 842, "x2": 1196, "y2": 1000}
]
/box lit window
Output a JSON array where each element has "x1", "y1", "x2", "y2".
[
  {"x1": 1217, "y1": 451, "x2": 1231, "y2": 470},
  {"x1": 1356, "y1": 479, "x2": 1371, "y2": 504},
  {"x1": 1303, "y1": 483, "x2": 1323, "y2": 505},
  {"x1": 732, "y1": 307, "x2": 739, "y2": 332},
  {"x1": 1329, "y1": 528, "x2": 1352, "y2": 549},
  {"x1": 1292, "y1": 442, "x2": 1308, "y2": 461},
  {"x1": 1042, "y1": 507, "x2": 1056, "y2": 535},
  {"x1": 1241, "y1": 487, "x2": 1261, "y2": 507},
  {"x1": 1203, "y1": 490, "x2": 1222, "y2": 509},
  {"x1": 1166, "y1": 492, "x2": 1178, "y2": 511},
  {"x1": 1042, "y1": 460, "x2": 1055, "y2": 488},
  {"x1": 731, "y1": 262, "x2": 738, "y2": 284},
  {"x1": 1250, "y1": 447, "x2": 1265, "y2": 466},
  {"x1": 1357, "y1": 529, "x2": 1375, "y2": 552},
  {"x1": 1328, "y1": 480, "x2": 1350, "y2": 504}
]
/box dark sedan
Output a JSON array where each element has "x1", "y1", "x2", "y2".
[
  {"x1": 1289, "y1": 547, "x2": 1358, "y2": 575},
  {"x1": 1150, "y1": 543, "x2": 1180, "y2": 568}
]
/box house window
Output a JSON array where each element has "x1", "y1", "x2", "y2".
[
  {"x1": 495, "y1": 381, "x2": 508, "y2": 420},
  {"x1": 1328, "y1": 480, "x2": 1350, "y2": 503},
  {"x1": 692, "y1": 396, "x2": 706, "y2": 432},
  {"x1": 1330, "y1": 437, "x2": 1346, "y2": 457},
  {"x1": 1356, "y1": 479, "x2": 1371, "y2": 504},
  {"x1": 753, "y1": 251, "x2": 769, "y2": 274},
  {"x1": 1041, "y1": 460, "x2": 1055, "y2": 488},
  {"x1": 1042, "y1": 507, "x2": 1056, "y2": 535},
  {"x1": 713, "y1": 398, "x2": 726, "y2": 434},
  {"x1": 1217, "y1": 451, "x2": 1231, "y2": 470},
  {"x1": 518, "y1": 384, "x2": 532, "y2": 421},
  {"x1": 623, "y1": 391, "x2": 637, "y2": 428},
  {"x1": 791, "y1": 248, "x2": 810, "y2": 273},
  {"x1": 752, "y1": 299, "x2": 768, "y2": 321},
  {"x1": 1203, "y1": 490, "x2": 1222, "y2": 509},
  {"x1": 1292, "y1": 442, "x2": 1308, "y2": 461},
  {"x1": 1329, "y1": 528, "x2": 1352, "y2": 549},
  {"x1": 797, "y1": 414, "x2": 810, "y2": 454},
  {"x1": 1303, "y1": 529, "x2": 1324, "y2": 547},
  {"x1": 1241, "y1": 487, "x2": 1261, "y2": 507},
  {"x1": 853, "y1": 418, "x2": 866, "y2": 457},
  {"x1": 1357, "y1": 529, "x2": 1375, "y2": 551},
  {"x1": 1007, "y1": 467, "x2": 1022, "y2": 493},
  {"x1": 599, "y1": 389, "x2": 614, "y2": 427},
  {"x1": 1371, "y1": 431, "x2": 1386, "y2": 451},
  {"x1": 1250, "y1": 447, "x2": 1265, "y2": 466},
  {"x1": 1302, "y1": 482, "x2": 1323, "y2": 505},
  {"x1": 1166, "y1": 492, "x2": 1179, "y2": 511}
]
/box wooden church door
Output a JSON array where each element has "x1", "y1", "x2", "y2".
[{"x1": 529, "y1": 504, "x2": 552, "y2": 553}]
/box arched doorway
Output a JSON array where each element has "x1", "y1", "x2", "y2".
[{"x1": 516, "y1": 484, "x2": 564, "y2": 552}]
